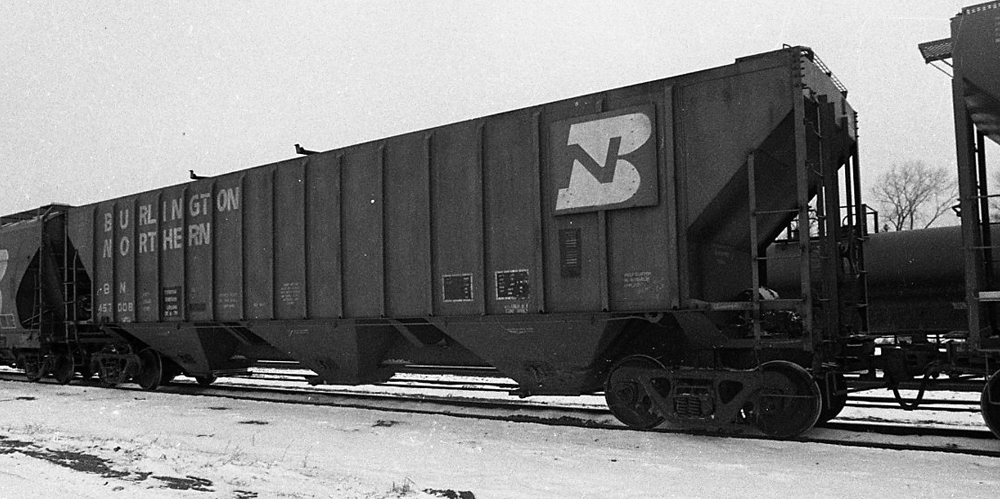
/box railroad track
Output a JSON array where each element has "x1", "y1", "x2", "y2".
[
  {"x1": 2, "y1": 369, "x2": 997, "y2": 458},
  {"x1": 845, "y1": 395, "x2": 981, "y2": 413}
]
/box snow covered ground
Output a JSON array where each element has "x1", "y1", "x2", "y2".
[{"x1": 1, "y1": 380, "x2": 999, "y2": 498}]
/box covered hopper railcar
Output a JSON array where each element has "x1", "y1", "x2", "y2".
[
  {"x1": 921, "y1": 0, "x2": 1000, "y2": 436},
  {"x1": 1, "y1": 46, "x2": 863, "y2": 438}
]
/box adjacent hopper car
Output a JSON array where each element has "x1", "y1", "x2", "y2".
[{"x1": 1, "y1": 3, "x2": 999, "y2": 439}]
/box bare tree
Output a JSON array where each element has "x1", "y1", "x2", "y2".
[{"x1": 869, "y1": 160, "x2": 956, "y2": 231}]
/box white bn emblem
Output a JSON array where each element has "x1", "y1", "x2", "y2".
[{"x1": 552, "y1": 106, "x2": 657, "y2": 214}]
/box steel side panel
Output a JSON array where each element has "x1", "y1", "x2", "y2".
[
  {"x1": 244, "y1": 168, "x2": 274, "y2": 320},
  {"x1": 135, "y1": 191, "x2": 160, "y2": 322},
  {"x1": 186, "y1": 183, "x2": 213, "y2": 321},
  {"x1": 274, "y1": 162, "x2": 307, "y2": 319},
  {"x1": 342, "y1": 145, "x2": 383, "y2": 318},
  {"x1": 432, "y1": 121, "x2": 484, "y2": 316},
  {"x1": 214, "y1": 174, "x2": 244, "y2": 320},
  {"x1": 158, "y1": 186, "x2": 187, "y2": 321},
  {"x1": 93, "y1": 201, "x2": 115, "y2": 322},
  {"x1": 113, "y1": 198, "x2": 137, "y2": 323},
  {"x1": 384, "y1": 133, "x2": 432, "y2": 317},
  {"x1": 483, "y1": 111, "x2": 538, "y2": 315},
  {"x1": 305, "y1": 155, "x2": 341, "y2": 319}
]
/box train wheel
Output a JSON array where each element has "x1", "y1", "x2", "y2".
[
  {"x1": 816, "y1": 374, "x2": 848, "y2": 425},
  {"x1": 981, "y1": 371, "x2": 1000, "y2": 438},
  {"x1": 52, "y1": 354, "x2": 75, "y2": 385},
  {"x1": 754, "y1": 361, "x2": 822, "y2": 438},
  {"x1": 604, "y1": 355, "x2": 666, "y2": 429},
  {"x1": 135, "y1": 349, "x2": 163, "y2": 391},
  {"x1": 18, "y1": 354, "x2": 42, "y2": 382},
  {"x1": 195, "y1": 375, "x2": 217, "y2": 387}
]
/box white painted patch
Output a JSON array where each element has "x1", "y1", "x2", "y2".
[{"x1": 556, "y1": 112, "x2": 652, "y2": 211}]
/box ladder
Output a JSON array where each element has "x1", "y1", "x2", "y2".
[
  {"x1": 745, "y1": 96, "x2": 869, "y2": 353},
  {"x1": 62, "y1": 218, "x2": 81, "y2": 348},
  {"x1": 964, "y1": 129, "x2": 1000, "y2": 350}
]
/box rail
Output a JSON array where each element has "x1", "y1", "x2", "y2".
[{"x1": 2, "y1": 369, "x2": 997, "y2": 456}]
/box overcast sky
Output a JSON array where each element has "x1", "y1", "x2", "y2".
[{"x1": 2, "y1": 1, "x2": 996, "y2": 218}]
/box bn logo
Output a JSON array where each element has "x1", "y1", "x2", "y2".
[{"x1": 551, "y1": 105, "x2": 657, "y2": 214}]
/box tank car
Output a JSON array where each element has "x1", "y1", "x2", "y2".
[{"x1": 769, "y1": 225, "x2": 970, "y2": 337}]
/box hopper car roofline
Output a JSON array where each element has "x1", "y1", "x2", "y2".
[
  {"x1": 0, "y1": 204, "x2": 72, "y2": 227},
  {"x1": 17, "y1": 45, "x2": 852, "y2": 213}
]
